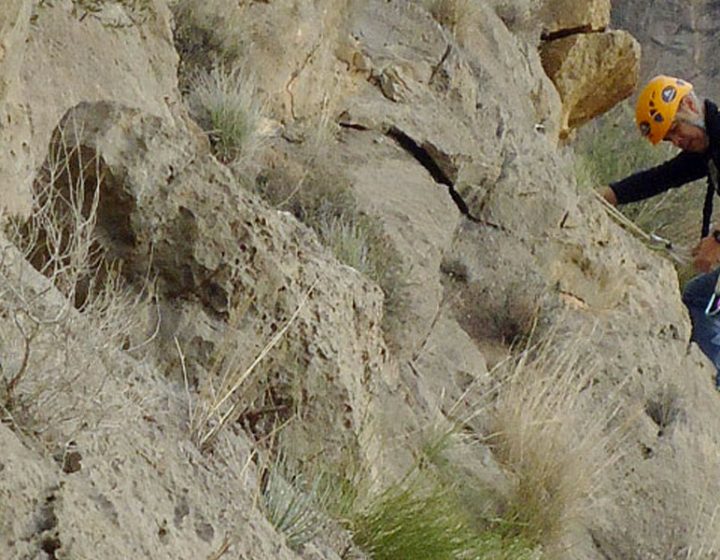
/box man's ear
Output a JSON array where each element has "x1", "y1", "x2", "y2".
[{"x1": 680, "y1": 94, "x2": 700, "y2": 115}]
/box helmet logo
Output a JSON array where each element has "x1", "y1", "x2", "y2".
[
  {"x1": 662, "y1": 86, "x2": 677, "y2": 103},
  {"x1": 639, "y1": 121, "x2": 651, "y2": 136}
]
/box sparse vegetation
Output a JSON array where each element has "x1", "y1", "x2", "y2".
[
  {"x1": 259, "y1": 453, "x2": 330, "y2": 550},
  {"x1": 259, "y1": 436, "x2": 540, "y2": 560},
  {"x1": 188, "y1": 282, "x2": 314, "y2": 451},
  {"x1": 170, "y1": 0, "x2": 244, "y2": 84},
  {"x1": 350, "y1": 474, "x2": 477, "y2": 560},
  {"x1": 255, "y1": 164, "x2": 407, "y2": 344},
  {"x1": 187, "y1": 64, "x2": 264, "y2": 164},
  {"x1": 645, "y1": 383, "x2": 682, "y2": 437}
]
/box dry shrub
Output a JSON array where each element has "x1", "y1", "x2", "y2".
[
  {"x1": 488, "y1": 328, "x2": 615, "y2": 549},
  {"x1": 0, "y1": 120, "x2": 153, "y2": 428},
  {"x1": 452, "y1": 279, "x2": 540, "y2": 349},
  {"x1": 188, "y1": 282, "x2": 314, "y2": 451}
]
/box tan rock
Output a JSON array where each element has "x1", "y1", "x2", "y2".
[
  {"x1": 541, "y1": 30, "x2": 640, "y2": 136},
  {"x1": 540, "y1": 0, "x2": 611, "y2": 36},
  {"x1": 0, "y1": 0, "x2": 179, "y2": 217}
]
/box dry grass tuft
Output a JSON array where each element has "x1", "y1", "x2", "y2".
[
  {"x1": 0, "y1": 119, "x2": 153, "y2": 428},
  {"x1": 187, "y1": 64, "x2": 265, "y2": 165},
  {"x1": 487, "y1": 329, "x2": 616, "y2": 548}
]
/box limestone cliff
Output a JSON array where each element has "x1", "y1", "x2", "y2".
[{"x1": 0, "y1": 1, "x2": 718, "y2": 559}]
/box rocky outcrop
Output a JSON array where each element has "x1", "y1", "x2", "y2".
[
  {"x1": 0, "y1": 0, "x2": 178, "y2": 216},
  {"x1": 540, "y1": 0, "x2": 640, "y2": 137},
  {"x1": 541, "y1": 30, "x2": 640, "y2": 133},
  {"x1": 540, "y1": 0, "x2": 611, "y2": 37}
]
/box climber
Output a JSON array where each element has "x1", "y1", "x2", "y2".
[{"x1": 600, "y1": 75, "x2": 720, "y2": 388}]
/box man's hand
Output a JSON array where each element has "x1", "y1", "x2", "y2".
[
  {"x1": 599, "y1": 186, "x2": 618, "y2": 206},
  {"x1": 692, "y1": 233, "x2": 720, "y2": 272}
]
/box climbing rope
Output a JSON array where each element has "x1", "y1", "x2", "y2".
[{"x1": 594, "y1": 191, "x2": 691, "y2": 267}]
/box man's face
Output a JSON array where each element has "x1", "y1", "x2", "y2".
[{"x1": 664, "y1": 120, "x2": 709, "y2": 152}]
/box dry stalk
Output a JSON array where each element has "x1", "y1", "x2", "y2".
[{"x1": 192, "y1": 280, "x2": 317, "y2": 451}]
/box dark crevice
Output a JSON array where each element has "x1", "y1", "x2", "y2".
[
  {"x1": 429, "y1": 43, "x2": 452, "y2": 85},
  {"x1": 541, "y1": 25, "x2": 605, "y2": 41},
  {"x1": 338, "y1": 121, "x2": 369, "y2": 131},
  {"x1": 589, "y1": 531, "x2": 614, "y2": 560},
  {"x1": 387, "y1": 128, "x2": 453, "y2": 186},
  {"x1": 36, "y1": 488, "x2": 61, "y2": 559},
  {"x1": 386, "y1": 127, "x2": 502, "y2": 229},
  {"x1": 40, "y1": 536, "x2": 62, "y2": 558}
]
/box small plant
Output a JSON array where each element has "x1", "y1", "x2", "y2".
[
  {"x1": 350, "y1": 475, "x2": 475, "y2": 560},
  {"x1": 645, "y1": 383, "x2": 682, "y2": 437},
  {"x1": 348, "y1": 471, "x2": 538, "y2": 560},
  {"x1": 259, "y1": 454, "x2": 330, "y2": 550},
  {"x1": 187, "y1": 65, "x2": 263, "y2": 164}
]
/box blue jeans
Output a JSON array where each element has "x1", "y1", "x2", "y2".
[{"x1": 683, "y1": 268, "x2": 720, "y2": 387}]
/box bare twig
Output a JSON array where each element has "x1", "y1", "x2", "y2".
[{"x1": 193, "y1": 280, "x2": 318, "y2": 451}]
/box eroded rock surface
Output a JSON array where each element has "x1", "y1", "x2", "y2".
[{"x1": 1, "y1": 1, "x2": 720, "y2": 559}]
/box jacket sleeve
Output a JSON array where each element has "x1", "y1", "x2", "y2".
[{"x1": 609, "y1": 151, "x2": 708, "y2": 204}]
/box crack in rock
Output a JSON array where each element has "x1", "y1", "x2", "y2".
[{"x1": 385, "y1": 127, "x2": 502, "y2": 229}]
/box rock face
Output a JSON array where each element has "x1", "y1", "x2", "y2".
[
  {"x1": 612, "y1": 0, "x2": 720, "y2": 100},
  {"x1": 1, "y1": 0, "x2": 720, "y2": 559}
]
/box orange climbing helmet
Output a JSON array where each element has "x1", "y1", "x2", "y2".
[{"x1": 636, "y1": 75, "x2": 694, "y2": 144}]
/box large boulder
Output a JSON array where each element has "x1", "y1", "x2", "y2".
[
  {"x1": 541, "y1": 30, "x2": 641, "y2": 135},
  {"x1": 0, "y1": 0, "x2": 178, "y2": 216}
]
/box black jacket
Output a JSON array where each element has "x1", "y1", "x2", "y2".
[{"x1": 610, "y1": 99, "x2": 720, "y2": 238}]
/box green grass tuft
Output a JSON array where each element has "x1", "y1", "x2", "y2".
[
  {"x1": 349, "y1": 472, "x2": 538, "y2": 560},
  {"x1": 188, "y1": 65, "x2": 263, "y2": 164}
]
